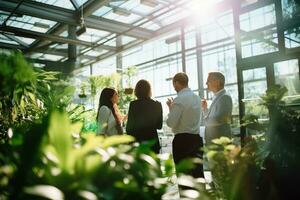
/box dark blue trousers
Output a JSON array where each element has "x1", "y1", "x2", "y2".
[{"x1": 172, "y1": 133, "x2": 204, "y2": 178}]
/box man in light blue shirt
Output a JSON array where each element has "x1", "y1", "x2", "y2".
[
  {"x1": 166, "y1": 72, "x2": 204, "y2": 178},
  {"x1": 201, "y1": 72, "x2": 232, "y2": 145}
]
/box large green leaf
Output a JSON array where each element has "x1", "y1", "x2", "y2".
[{"x1": 47, "y1": 111, "x2": 73, "y2": 171}]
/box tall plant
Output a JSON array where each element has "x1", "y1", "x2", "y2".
[
  {"x1": 0, "y1": 52, "x2": 56, "y2": 141},
  {"x1": 0, "y1": 52, "x2": 75, "y2": 143}
]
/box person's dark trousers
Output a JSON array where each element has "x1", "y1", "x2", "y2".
[{"x1": 172, "y1": 133, "x2": 204, "y2": 178}]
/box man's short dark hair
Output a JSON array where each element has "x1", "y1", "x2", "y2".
[
  {"x1": 209, "y1": 72, "x2": 225, "y2": 88},
  {"x1": 173, "y1": 72, "x2": 189, "y2": 86},
  {"x1": 134, "y1": 79, "x2": 151, "y2": 99}
]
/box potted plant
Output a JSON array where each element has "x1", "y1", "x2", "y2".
[
  {"x1": 78, "y1": 82, "x2": 87, "y2": 99},
  {"x1": 122, "y1": 66, "x2": 137, "y2": 95},
  {"x1": 257, "y1": 85, "x2": 300, "y2": 199}
]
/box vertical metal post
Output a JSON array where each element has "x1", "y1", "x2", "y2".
[
  {"x1": 274, "y1": 0, "x2": 285, "y2": 53},
  {"x1": 116, "y1": 36, "x2": 123, "y2": 87},
  {"x1": 298, "y1": 58, "x2": 300, "y2": 80},
  {"x1": 90, "y1": 64, "x2": 93, "y2": 75},
  {"x1": 233, "y1": 1, "x2": 246, "y2": 146},
  {"x1": 180, "y1": 26, "x2": 186, "y2": 72},
  {"x1": 266, "y1": 63, "x2": 275, "y2": 88},
  {"x1": 66, "y1": 24, "x2": 77, "y2": 74},
  {"x1": 195, "y1": 25, "x2": 204, "y2": 98}
]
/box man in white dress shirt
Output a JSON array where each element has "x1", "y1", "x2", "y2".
[
  {"x1": 202, "y1": 72, "x2": 233, "y2": 145},
  {"x1": 166, "y1": 72, "x2": 204, "y2": 178}
]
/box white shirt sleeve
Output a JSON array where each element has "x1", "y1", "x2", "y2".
[{"x1": 166, "y1": 101, "x2": 183, "y2": 129}]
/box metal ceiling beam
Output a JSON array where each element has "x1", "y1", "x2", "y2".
[
  {"x1": 1, "y1": 0, "x2": 24, "y2": 26},
  {"x1": 27, "y1": 24, "x2": 116, "y2": 52},
  {"x1": 25, "y1": 57, "x2": 68, "y2": 70},
  {"x1": 31, "y1": 48, "x2": 97, "y2": 60},
  {"x1": 83, "y1": 39, "x2": 144, "y2": 66},
  {"x1": 85, "y1": 16, "x2": 153, "y2": 39},
  {"x1": 0, "y1": 0, "x2": 154, "y2": 39},
  {"x1": 107, "y1": 4, "x2": 163, "y2": 27},
  {"x1": 2, "y1": 33, "x2": 29, "y2": 47},
  {"x1": 0, "y1": 41, "x2": 25, "y2": 50},
  {"x1": 83, "y1": 0, "x2": 236, "y2": 66},
  {"x1": 81, "y1": 0, "x2": 192, "y2": 65},
  {"x1": 0, "y1": 26, "x2": 93, "y2": 46},
  {"x1": 28, "y1": 0, "x2": 113, "y2": 53},
  {"x1": 82, "y1": 0, "x2": 111, "y2": 17},
  {"x1": 26, "y1": 24, "x2": 66, "y2": 52},
  {"x1": 69, "y1": 0, "x2": 79, "y2": 10}
]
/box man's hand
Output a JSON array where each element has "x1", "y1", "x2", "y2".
[
  {"x1": 201, "y1": 98, "x2": 207, "y2": 111},
  {"x1": 166, "y1": 97, "x2": 174, "y2": 110}
]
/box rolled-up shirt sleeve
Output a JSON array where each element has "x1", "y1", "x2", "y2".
[{"x1": 166, "y1": 101, "x2": 183, "y2": 129}]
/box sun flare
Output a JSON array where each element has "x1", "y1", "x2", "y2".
[{"x1": 185, "y1": 0, "x2": 220, "y2": 25}]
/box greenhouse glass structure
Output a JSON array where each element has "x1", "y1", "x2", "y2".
[{"x1": 0, "y1": 0, "x2": 300, "y2": 199}]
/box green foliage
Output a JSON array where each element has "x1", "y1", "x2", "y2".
[
  {"x1": 42, "y1": 80, "x2": 75, "y2": 110},
  {"x1": 241, "y1": 114, "x2": 267, "y2": 134},
  {"x1": 204, "y1": 137, "x2": 258, "y2": 200},
  {"x1": 207, "y1": 84, "x2": 300, "y2": 199},
  {"x1": 0, "y1": 52, "x2": 40, "y2": 141},
  {"x1": 89, "y1": 73, "x2": 121, "y2": 96},
  {"x1": 0, "y1": 52, "x2": 76, "y2": 143},
  {"x1": 118, "y1": 90, "x2": 135, "y2": 115},
  {"x1": 261, "y1": 84, "x2": 288, "y2": 106},
  {"x1": 67, "y1": 104, "x2": 98, "y2": 133},
  {"x1": 262, "y1": 85, "x2": 300, "y2": 169},
  {"x1": 1, "y1": 111, "x2": 173, "y2": 200},
  {"x1": 122, "y1": 66, "x2": 137, "y2": 87}
]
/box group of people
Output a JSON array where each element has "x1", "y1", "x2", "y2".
[{"x1": 96, "y1": 71, "x2": 232, "y2": 179}]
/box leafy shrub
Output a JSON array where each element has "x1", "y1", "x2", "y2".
[{"x1": 1, "y1": 111, "x2": 173, "y2": 200}]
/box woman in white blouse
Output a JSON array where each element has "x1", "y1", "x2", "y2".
[{"x1": 96, "y1": 88, "x2": 126, "y2": 135}]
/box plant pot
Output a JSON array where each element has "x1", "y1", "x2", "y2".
[{"x1": 124, "y1": 88, "x2": 133, "y2": 95}]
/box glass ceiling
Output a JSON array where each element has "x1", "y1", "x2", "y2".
[{"x1": 0, "y1": 0, "x2": 227, "y2": 67}]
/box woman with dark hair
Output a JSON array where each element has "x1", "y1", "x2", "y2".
[
  {"x1": 126, "y1": 80, "x2": 162, "y2": 153},
  {"x1": 96, "y1": 88, "x2": 125, "y2": 135}
]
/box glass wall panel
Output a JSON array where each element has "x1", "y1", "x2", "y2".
[
  {"x1": 240, "y1": 4, "x2": 276, "y2": 32},
  {"x1": 240, "y1": 4, "x2": 279, "y2": 58},
  {"x1": 226, "y1": 84, "x2": 240, "y2": 132},
  {"x1": 274, "y1": 59, "x2": 300, "y2": 102},
  {"x1": 284, "y1": 26, "x2": 300, "y2": 49},
  {"x1": 122, "y1": 31, "x2": 181, "y2": 68},
  {"x1": 201, "y1": 12, "x2": 234, "y2": 44},
  {"x1": 241, "y1": 28, "x2": 278, "y2": 58},
  {"x1": 92, "y1": 57, "x2": 116, "y2": 75},
  {"x1": 132, "y1": 54, "x2": 182, "y2": 97},
  {"x1": 242, "y1": 68, "x2": 268, "y2": 120},
  {"x1": 185, "y1": 50, "x2": 198, "y2": 90},
  {"x1": 202, "y1": 45, "x2": 237, "y2": 86},
  {"x1": 185, "y1": 26, "x2": 196, "y2": 49}
]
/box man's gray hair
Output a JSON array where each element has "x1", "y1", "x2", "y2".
[{"x1": 209, "y1": 72, "x2": 225, "y2": 88}]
